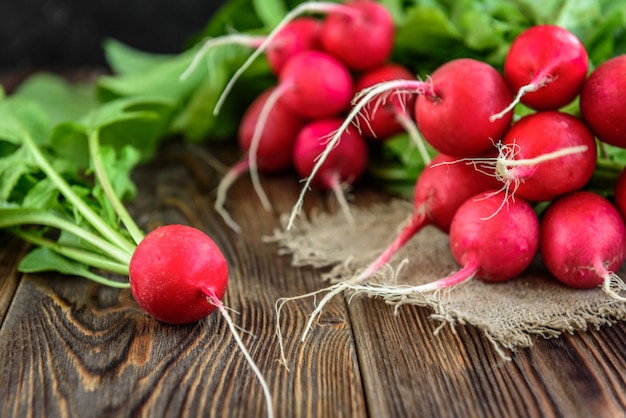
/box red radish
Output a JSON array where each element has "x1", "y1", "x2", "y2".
[
  {"x1": 129, "y1": 224, "x2": 274, "y2": 416},
  {"x1": 446, "y1": 191, "x2": 539, "y2": 282},
  {"x1": 215, "y1": 85, "x2": 306, "y2": 232},
  {"x1": 237, "y1": 86, "x2": 306, "y2": 173},
  {"x1": 180, "y1": 17, "x2": 321, "y2": 80},
  {"x1": 579, "y1": 55, "x2": 626, "y2": 148},
  {"x1": 265, "y1": 17, "x2": 322, "y2": 75},
  {"x1": 319, "y1": 0, "x2": 394, "y2": 71},
  {"x1": 278, "y1": 50, "x2": 354, "y2": 119},
  {"x1": 287, "y1": 58, "x2": 514, "y2": 228},
  {"x1": 354, "y1": 63, "x2": 417, "y2": 140},
  {"x1": 213, "y1": 1, "x2": 391, "y2": 114},
  {"x1": 488, "y1": 111, "x2": 596, "y2": 202},
  {"x1": 540, "y1": 191, "x2": 626, "y2": 300},
  {"x1": 615, "y1": 168, "x2": 626, "y2": 221},
  {"x1": 352, "y1": 153, "x2": 502, "y2": 282},
  {"x1": 414, "y1": 59, "x2": 514, "y2": 157},
  {"x1": 491, "y1": 24, "x2": 589, "y2": 120},
  {"x1": 129, "y1": 224, "x2": 229, "y2": 325},
  {"x1": 293, "y1": 118, "x2": 368, "y2": 222}
]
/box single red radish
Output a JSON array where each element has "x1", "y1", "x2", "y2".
[
  {"x1": 287, "y1": 58, "x2": 514, "y2": 228},
  {"x1": 491, "y1": 24, "x2": 589, "y2": 120},
  {"x1": 579, "y1": 55, "x2": 626, "y2": 148},
  {"x1": 129, "y1": 224, "x2": 274, "y2": 416},
  {"x1": 446, "y1": 191, "x2": 540, "y2": 283},
  {"x1": 319, "y1": 0, "x2": 394, "y2": 71},
  {"x1": 213, "y1": 0, "x2": 389, "y2": 114},
  {"x1": 278, "y1": 50, "x2": 354, "y2": 119},
  {"x1": 414, "y1": 58, "x2": 514, "y2": 157},
  {"x1": 215, "y1": 85, "x2": 306, "y2": 232},
  {"x1": 489, "y1": 111, "x2": 596, "y2": 202},
  {"x1": 540, "y1": 191, "x2": 626, "y2": 300},
  {"x1": 292, "y1": 118, "x2": 368, "y2": 222},
  {"x1": 129, "y1": 224, "x2": 229, "y2": 325}
]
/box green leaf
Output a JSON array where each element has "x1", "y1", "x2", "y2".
[
  {"x1": 0, "y1": 146, "x2": 38, "y2": 201},
  {"x1": 96, "y1": 48, "x2": 205, "y2": 103},
  {"x1": 103, "y1": 38, "x2": 172, "y2": 76},
  {"x1": 19, "y1": 247, "x2": 90, "y2": 275},
  {"x1": 85, "y1": 96, "x2": 175, "y2": 161},
  {"x1": 252, "y1": 0, "x2": 287, "y2": 28},
  {"x1": 49, "y1": 121, "x2": 90, "y2": 171},
  {"x1": 0, "y1": 98, "x2": 51, "y2": 146},
  {"x1": 21, "y1": 178, "x2": 60, "y2": 209},
  {"x1": 13, "y1": 73, "x2": 97, "y2": 125}
]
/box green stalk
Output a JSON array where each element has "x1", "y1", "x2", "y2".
[
  {"x1": 0, "y1": 208, "x2": 131, "y2": 266},
  {"x1": 19, "y1": 125, "x2": 136, "y2": 256},
  {"x1": 88, "y1": 130, "x2": 145, "y2": 245},
  {"x1": 13, "y1": 229, "x2": 130, "y2": 276}
]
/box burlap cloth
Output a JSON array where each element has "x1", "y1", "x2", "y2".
[{"x1": 269, "y1": 199, "x2": 626, "y2": 356}]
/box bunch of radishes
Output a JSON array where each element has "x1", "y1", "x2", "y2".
[
  {"x1": 206, "y1": 0, "x2": 431, "y2": 232},
  {"x1": 277, "y1": 14, "x2": 626, "y2": 327}
]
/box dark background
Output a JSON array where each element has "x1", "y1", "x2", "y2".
[{"x1": 0, "y1": 0, "x2": 226, "y2": 69}]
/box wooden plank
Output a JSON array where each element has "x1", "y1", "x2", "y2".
[
  {"x1": 0, "y1": 144, "x2": 368, "y2": 418},
  {"x1": 347, "y1": 295, "x2": 626, "y2": 418},
  {"x1": 0, "y1": 233, "x2": 29, "y2": 325}
]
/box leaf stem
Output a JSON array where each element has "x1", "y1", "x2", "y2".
[
  {"x1": 19, "y1": 124, "x2": 136, "y2": 256},
  {"x1": 88, "y1": 130, "x2": 145, "y2": 245},
  {"x1": 12, "y1": 229, "x2": 130, "y2": 276},
  {"x1": 0, "y1": 208, "x2": 131, "y2": 266}
]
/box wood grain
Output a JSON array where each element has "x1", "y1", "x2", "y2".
[{"x1": 1, "y1": 141, "x2": 626, "y2": 418}]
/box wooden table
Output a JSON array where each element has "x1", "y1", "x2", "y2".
[{"x1": 1, "y1": 136, "x2": 626, "y2": 418}]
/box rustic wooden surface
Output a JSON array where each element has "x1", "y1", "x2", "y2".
[{"x1": 1, "y1": 138, "x2": 626, "y2": 418}]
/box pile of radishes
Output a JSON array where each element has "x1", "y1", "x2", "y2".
[
  {"x1": 205, "y1": 0, "x2": 431, "y2": 231},
  {"x1": 295, "y1": 20, "x2": 626, "y2": 302}
]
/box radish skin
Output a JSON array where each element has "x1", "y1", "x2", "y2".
[
  {"x1": 278, "y1": 50, "x2": 354, "y2": 119},
  {"x1": 292, "y1": 118, "x2": 368, "y2": 222},
  {"x1": 491, "y1": 24, "x2": 589, "y2": 120},
  {"x1": 492, "y1": 111, "x2": 597, "y2": 202},
  {"x1": 265, "y1": 17, "x2": 322, "y2": 75},
  {"x1": 320, "y1": 0, "x2": 394, "y2": 71},
  {"x1": 215, "y1": 85, "x2": 306, "y2": 232},
  {"x1": 579, "y1": 55, "x2": 626, "y2": 148},
  {"x1": 540, "y1": 191, "x2": 626, "y2": 300}
]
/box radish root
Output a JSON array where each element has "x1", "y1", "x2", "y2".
[
  {"x1": 206, "y1": 291, "x2": 274, "y2": 418},
  {"x1": 489, "y1": 74, "x2": 557, "y2": 121},
  {"x1": 215, "y1": 159, "x2": 250, "y2": 233}
]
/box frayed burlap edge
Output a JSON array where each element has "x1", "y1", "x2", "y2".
[{"x1": 267, "y1": 200, "x2": 626, "y2": 358}]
